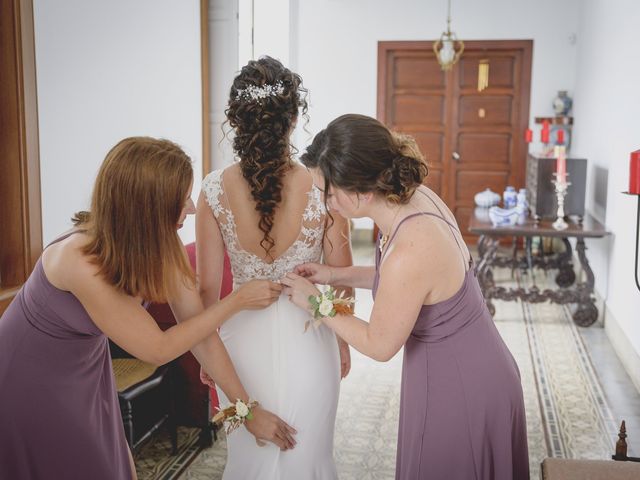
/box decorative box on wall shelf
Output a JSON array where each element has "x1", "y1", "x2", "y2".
[
  {"x1": 535, "y1": 116, "x2": 573, "y2": 149},
  {"x1": 534, "y1": 116, "x2": 574, "y2": 126},
  {"x1": 526, "y1": 154, "x2": 587, "y2": 220}
]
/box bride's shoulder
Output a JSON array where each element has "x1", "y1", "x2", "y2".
[
  {"x1": 202, "y1": 167, "x2": 222, "y2": 186},
  {"x1": 288, "y1": 162, "x2": 313, "y2": 185},
  {"x1": 202, "y1": 164, "x2": 239, "y2": 189}
]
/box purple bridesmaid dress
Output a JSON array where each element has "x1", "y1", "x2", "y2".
[
  {"x1": 0, "y1": 233, "x2": 132, "y2": 479},
  {"x1": 374, "y1": 212, "x2": 529, "y2": 480}
]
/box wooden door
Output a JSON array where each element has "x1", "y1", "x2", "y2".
[{"x1": 378, "y1": 40, "x2": 532, "y2": 242}]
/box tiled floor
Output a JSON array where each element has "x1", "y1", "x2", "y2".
[{"x1": 580, "y1": 327, "x2": 640, "y2": 456}]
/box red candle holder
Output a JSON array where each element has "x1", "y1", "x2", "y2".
[
  {"x1": 625, "y1": 148, "x2": 640, "y2": 292},
  {"x1": 630, "y1": 150, "x2": 640, "y2": 195},
  {"x1": 624, "y1": 192, "x2": 640, "y2": 293},
  {"x1": 525, "y1": 129, "x2": 533, "y2": 143}
]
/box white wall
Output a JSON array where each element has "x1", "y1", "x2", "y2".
[
  {"x1": 571, "y1": 0, "x2": 640, "y2": 376},
  {"x1": 209, "y1": 0, "x2": 239, "y2": 169},
  {"x1": 291, "y1": 0, "x2": 580, "y2": 143},
  {"x1": 283, "y1": 0, "x2": 582, "y2": 227},
  {"x1": 34, "y1": 0, "x2": 202, "y2": 244}
]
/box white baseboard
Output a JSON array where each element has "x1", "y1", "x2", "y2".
[{"x1": 604, "y1": 303, "x2": 640, "y2": 394}]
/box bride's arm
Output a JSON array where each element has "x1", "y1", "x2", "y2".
[
  {"x1": 322, "y1": 212, "x2": 354, "y2": 292},
  {"x1": 322, "y1": 213, "x2": 354, "y2": 378},
  {"x1": 196, "y1": 191, "x2": 225, "y2": 308}
]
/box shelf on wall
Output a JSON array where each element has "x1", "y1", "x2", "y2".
[{"x1": 535, "y1": 116, "x2": 573, "y2": 125}]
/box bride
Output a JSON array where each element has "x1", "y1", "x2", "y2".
[{"x1": 196, "y1": 56, "x2": 352, "y2": 479}]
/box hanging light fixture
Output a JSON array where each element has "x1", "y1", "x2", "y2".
[{"x1": 433, "y1": 0, "x2": 464, "y2": 71}]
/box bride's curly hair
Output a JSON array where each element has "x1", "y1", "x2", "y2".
[{"x1": 225, "y1": 56, "x2": 308, "y2": 259}]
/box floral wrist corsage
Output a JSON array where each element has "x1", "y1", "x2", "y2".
[
  {"x1": 212, "y1": 399, "x2": 259, "y2": 434},
  {"x1": 306, "y1": 286, "x2": 355, "y2": 331}
]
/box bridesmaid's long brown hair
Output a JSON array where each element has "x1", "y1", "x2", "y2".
[{"x1": 73, "y1": 137, "x2": 194, "y2": 303}]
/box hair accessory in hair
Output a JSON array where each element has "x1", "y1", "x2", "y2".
[{"x1": 235, "y1": 81, "x2": 285, "y2": 102}]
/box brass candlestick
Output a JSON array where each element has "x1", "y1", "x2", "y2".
[{"x1": 552, "y1": 173, "x2": 570, "y2": 231}]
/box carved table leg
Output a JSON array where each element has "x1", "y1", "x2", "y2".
[
  {"x1": 477, "y1": 236, "x2": 499, "y2": 316},
  {"x1": 477, "y1": 234, "x2": 488, "y2": 258},
  {"x1": 555, "y1": 237, "x2": 577, "y2": 287},
  {"x1": 525, "y1": 237, "x2": 533, "y2": 275},
  {"x1": 572, "y1": 238, "x2": 598, "y2": 327}
]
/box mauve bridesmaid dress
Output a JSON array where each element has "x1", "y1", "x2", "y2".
[
  {"x1": 374, "y1": 212, "x2": 529, "y2": 480},
  {"x1": 0, "y1": 233, "x2": 132, "y2": 479}
]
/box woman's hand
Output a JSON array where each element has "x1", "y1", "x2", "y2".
[
  {"x1": 294, "y1": 262, "x2": 333, "y2": 285},
  {"x1": 233, "y1": 280, "x2": 282, "y2": 310},
  {"x1": 280, "y1": 273, "x2": 321, "y2": 313},
  {"x1": 338, "y1": 338, "x2": 351, "y2": 379},
  {"x1": 245, "y1": 405, "x2": 297, "y2": 451}
]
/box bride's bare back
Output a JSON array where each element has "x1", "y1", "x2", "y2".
[{"x1": 222, "y1": 163, "x2": 316, "y2": 263}]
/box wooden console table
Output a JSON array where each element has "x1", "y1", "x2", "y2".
[{"x1": 468, "y1": 213, "x2": 610, "y2": 327}]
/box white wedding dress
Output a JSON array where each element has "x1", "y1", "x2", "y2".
[{"x1": 202, "y1": 168, "x2": 340, "y2": 480}]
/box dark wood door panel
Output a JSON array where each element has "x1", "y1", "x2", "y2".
[
  {"x1": 399, "y1": 130, "x2": 444, "y2": 168},
  {"x1": 459, "y1": 55, "x2": 515, "y2": 89},
  {"x1": 456, "y1": 170, "x2": 509, "y2": 202},
  {"x1": 394, "y1": 55, "x2": 444, "y2": 89},
  {"x1": 424, "y1": 169, "x2": 443, "y2": 197},
  {"x1": 458, "y1": 95, "x2": 513, "y2": 126},
  {"x1": 392, "y1": 94, "x2": 445, "y2": 125},
  {"x1": 457, "y1": 133, "x2": 511, "y2": 166},
  {"x1": 378, "y1": 40, "x2": 532, "y2": 243}
]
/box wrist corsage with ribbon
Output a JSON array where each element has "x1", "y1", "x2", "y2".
[
  {"x1": 306, "y1": 286, "x2": 355, "y2": 331},
  {"x1": 212, "y1": 399, "x2": 259, "y2": 434}
]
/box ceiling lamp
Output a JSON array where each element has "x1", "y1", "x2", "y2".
[{"x1": 433, "y1": 0, "x2": 464, "y2": 71}]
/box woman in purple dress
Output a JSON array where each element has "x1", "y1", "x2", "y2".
[
  {"x1": 282, "y1": 114, "x2": 529, "y2": 479},
  {"x1": 0, "y1": 137, "x2": 296, "y2": 480}
]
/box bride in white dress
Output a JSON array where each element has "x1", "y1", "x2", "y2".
[{"x1": 196, "y1": 56, "x2": 352, "y2": 479}]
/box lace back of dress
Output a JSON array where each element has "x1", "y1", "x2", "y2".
[{"x1": 202, "y1": 168, "x2": 326, "y2": 286}]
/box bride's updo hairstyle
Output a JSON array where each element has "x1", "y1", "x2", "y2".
[
  {"x1": 226, "y1": 56, "x2": 308, "y2": 258},
  {"x1": 301, "y1": 114, "x2": 428, "y2": 205}
]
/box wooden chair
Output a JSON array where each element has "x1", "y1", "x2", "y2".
[{"x1": 110, "y1": 341, "x2": 178, "y2": 454}]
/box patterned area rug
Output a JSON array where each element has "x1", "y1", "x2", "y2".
[
  {"x1": 135, "y1": 427, "x2": 204, "y2": 480},
  {"x1": 172, "y1": 265, "x2": 617, "y2": 479},
  {"x1": 494, "y1": 267, "x2": 617, "y2": 477}
]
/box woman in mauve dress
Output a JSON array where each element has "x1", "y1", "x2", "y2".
[
  {"x1": 282, "y1": 114, "x2": 529, "y2": 480},
  {"x1": 0, "y1": 137, "x2": 296, "y2": 480}
]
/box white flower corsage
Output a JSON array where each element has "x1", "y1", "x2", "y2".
[
  {"x1": 212, "y1": 399, "x2": 259, "y2": 434},
  {"x1": 306, "y1": 286, "x2": 355, "y2": 331}
]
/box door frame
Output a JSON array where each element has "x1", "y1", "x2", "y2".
[
  {"x1": 0, "y1": 0, "x2": 42, "y2": 314},
  {"x1": 200, "y1": 0, "x2": 211, "y2": 176}
]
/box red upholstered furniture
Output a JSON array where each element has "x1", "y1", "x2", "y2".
[{"x1": 145, "y1": 242, "x2": 233, "y2": 444}]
